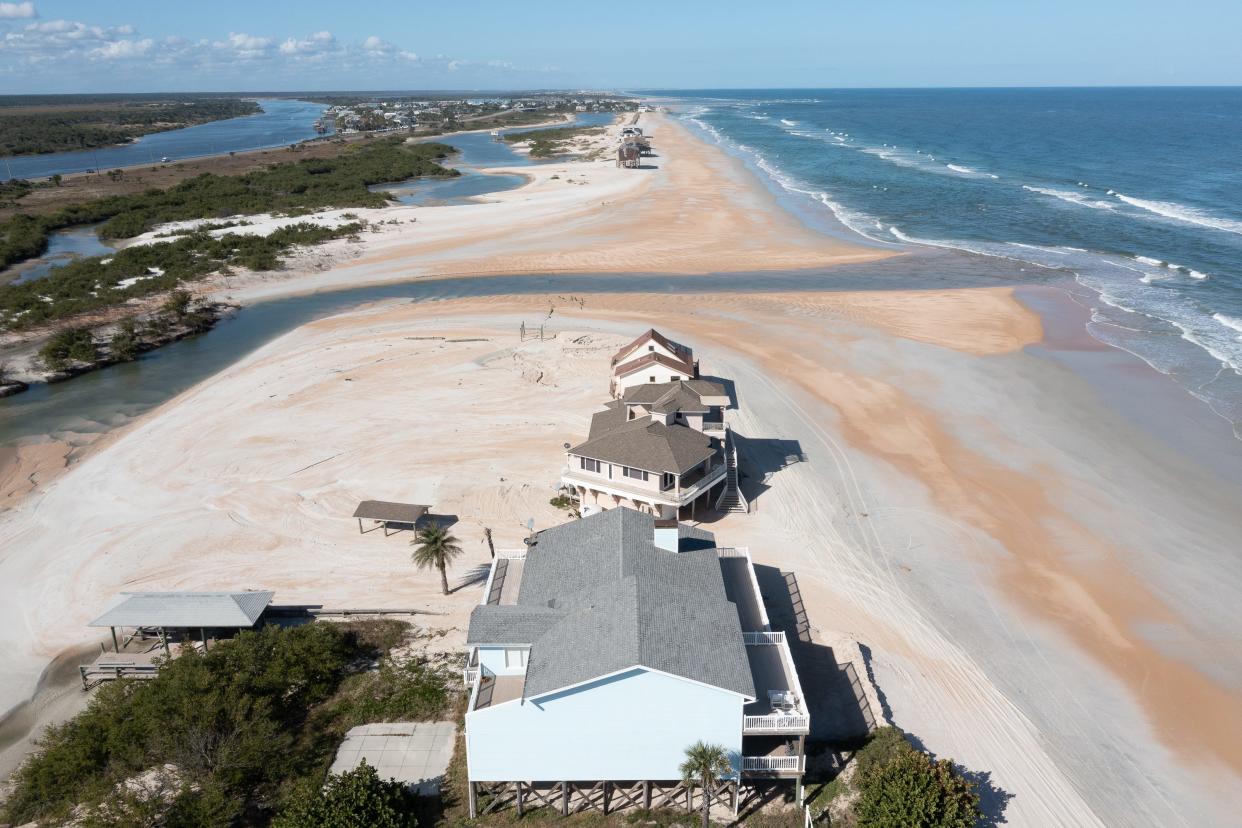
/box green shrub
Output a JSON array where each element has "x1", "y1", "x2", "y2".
[
  {"x1": 273, "y1": 762, "x2": 416, "y2": 828},
  {"x1": 108, "y1": 318, "x2": 140, "y2": 362},
  {"x1": 854, "y1": 745, "x2": 981, "y2": 828},
  {"x1": 0, "y1": 621, "x2": 414, "y2": 826},
  {"x1": 39, "y1": 326, "x2": 98, "y2": 370}
]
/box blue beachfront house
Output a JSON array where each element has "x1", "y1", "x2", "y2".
[{"x1": 462, "y1": 508, "x2": 809, "y2": 816}]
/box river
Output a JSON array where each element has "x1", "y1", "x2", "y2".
[
  {"x1": 2, "y1": 99, "x2": 331, "y2": 181},
  {"x1": 0, "y1": 248, "x2": 1029, "y2": 446}
]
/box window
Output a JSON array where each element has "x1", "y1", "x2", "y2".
[
  {"x1": 580, "y1": 457, "x2": 601, "y2": 473},
  {"x1": 623, "y1": 466, "x2": 649, "y2": 481},
  {"x1": 662, "y1": 472, "x2": 676, "y2": 489},
  {"x1": 670, "y1": 375, "x2": 681, "y2": 381},
  {"x1": 649, "y1": 376, "x2": 656, "y2": 383},
  {"x1": 504, "y1": 648, "x2": 528, "y2": 669},
  {"x1": 648, "y1": 345, "x2": 655, "y2": 351}
]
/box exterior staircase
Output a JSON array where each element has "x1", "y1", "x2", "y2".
[{"x1": 714, "y1": 428, "x2": 749, "y2": 514}]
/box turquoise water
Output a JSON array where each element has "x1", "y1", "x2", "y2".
[
  {"x1": 655, "y1": 88, "x2": 1242, "y2": 438},
  {"x1": 2, "y1": 99, "x2": 331, "y2": 180}
]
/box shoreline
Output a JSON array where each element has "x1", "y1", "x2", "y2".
[{"x1": 2, "y1": 101, "x2": 1241, "y2": 826}]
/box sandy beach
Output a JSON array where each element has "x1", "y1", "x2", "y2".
[{"x1": 2, "y1": 104, "x2": 1242, "y2": 828}]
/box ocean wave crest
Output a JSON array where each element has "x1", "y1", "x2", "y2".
[
  {"x1": 1022, "y1": 185, "x2": 1116, "y2": 211},
  {"x1": 1114, "y1": 193, "x2": 1242, "y2": 236}
]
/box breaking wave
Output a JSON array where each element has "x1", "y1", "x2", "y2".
[{"x1": 1114, "y1": 193, "x2": 1242, "y2": 236}]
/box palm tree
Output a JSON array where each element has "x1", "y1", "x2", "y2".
[
  {"x1": 410, "y1": 522, "x2": 463, "y2": 595},
  {"x1": 680, "y1": 741, "x2": 733, "y2": 828}
]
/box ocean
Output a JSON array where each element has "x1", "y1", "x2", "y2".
[{"x1": 652, "y1": 88, "x2": 1242, "y2": 439}]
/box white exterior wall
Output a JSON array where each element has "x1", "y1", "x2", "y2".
[
  {"x1": 466, "y1": 668, "x2": 744, "y2": 781},
  {"x1": 615, "y1": 340, "x2": 683, "y2": 366},
  {"x1": 478, "y1": 646, "x2": 529, "y2": 677},
  {"x1": 615, "y1": 363, "x2": 688, "y2": 394}
]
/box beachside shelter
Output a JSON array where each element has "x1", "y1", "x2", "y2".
[
  {"x1": 353, "y1": 500, "x2": 430, "y2": 536},
  {"x1": 89, "y1": 590, "x2": 274, "y2": 655}
]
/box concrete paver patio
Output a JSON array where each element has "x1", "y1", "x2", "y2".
[{"x1": 330, "y1": 721, "x2": 457, "y2": 795}]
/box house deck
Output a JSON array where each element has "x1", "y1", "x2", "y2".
[
  {"x1": 474, "y1": 674, "x2": 526, "y2": 710},
  {"x1": 743, "y1": 638, "x2": 809, "y2": 734}
]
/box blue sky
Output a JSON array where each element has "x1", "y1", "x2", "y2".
[{"x1": 1, "y1": 0, "x2": 1240, "y2": 93}]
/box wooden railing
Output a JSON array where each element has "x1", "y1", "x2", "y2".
[
  {"x1": 79, "y1": 662, "x2": 159, "y2": 691},
  {"x1": 741, "y1": 755, "x2": 804, "y2": 772},
  {"x1": 496, "y1": 548, "x2": 527, "y2": 560},
  {"x1": 743, "y1": 631, "x2": 786, "y2": 645},
  {"x1": 744, "y1": 713, "x2": 811, "y2": 732}
]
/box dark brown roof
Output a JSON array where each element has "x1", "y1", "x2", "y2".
[
  {"x1": 352, "y1": 500, "x2": 429, "y2": 523},
  {"x1": 611, "y1": 329, "x2": 693, "y2": 367},
  {"x1": 571, "y1": 416, "x2": 716, "y2": 475},
  {"x1": 588, "y1": 400, "x2": 630, "y2": 438},
  {"x1": 613, "y1": 351, "x2": 695, "y2": 380}
]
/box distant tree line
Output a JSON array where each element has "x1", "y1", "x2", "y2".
[
  {"x1": 0, "y1": 98, "x2": 261, "y2": 157},
  {"x1": 0, "y1": 137, "x2": 455, "y2": 269}
]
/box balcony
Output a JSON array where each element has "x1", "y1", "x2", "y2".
[
  {"x1": 741, "y1": 755, "x2": 805, "y2": 775},
  {"x1": 563, "y1": 460, "x2": 724, "y2": 507},
  {"x1": 467, "y1": 665, "x2": 526, "y2": 712},
  {"x1": 742, "y1": 631, "x2": 810, "y2": 734}
]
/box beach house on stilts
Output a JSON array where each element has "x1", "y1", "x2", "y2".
[
  {"x1": 563, "y1": 329, "x2": 748, "y2": 517},
  {"x1": 462, "y1": 508, "x2": 808, "y2": 818}
]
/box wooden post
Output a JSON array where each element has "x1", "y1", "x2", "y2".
[
  {"x1": 516, "y1": 781, "x2": 524, "y2": 817},
  {"x1": 357, "y1": 517, "x2": 363, "y2": 534},
  {"x1": 686, "y1": 784, "x2": 692, "y2": 811},
  {"x1": 520, "y1": 321, "x2": 526, "y2": 340},
  {"x1": 201, "y1": 628, "x2": 209, "y2": 652},
  {"x1": 160, "y1": 627, "x2": 170, "y2": 658},
  {"x1": 561, "y1": 781, "x2": 569, "y2": 816},
  {"x1": 643, "y1": 780, "x2": 651, "y2": 810},
  {"x1": 468, "y1": 781, "x2": 477, "y2": 819},
  {"x1": 603, "y1": 780, "x2": 609, "y2": 815},
  {"x1": 80, "y1": 665, "x2": 88, "y2": 691},
  {"x1": 110, "y1": 626, "x2": 119, "y2": 653},
  {"x1": 733, "y1": 779, "x2": 740, "y2": 817}
]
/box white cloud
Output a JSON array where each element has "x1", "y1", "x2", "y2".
[
  {"x1": 215, "y1": 31, "x2": 273, "y2": 59},
  {"x1": 279, "y1": 30, "x2": 335, "y2": 56},
  {"x1": 362, "y1": 35, "x2": 391, "y2": 53},
  {"x1": 0, "y1": 16, "x2": 537, "y2": 89},
  {"x1": 0, "y1": 2, "x2": 36, "y2": 20},
  {"x1": 91, "y1": 38, "x2": 152, "y2": 59}
]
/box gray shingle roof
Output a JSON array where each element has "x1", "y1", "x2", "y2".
[
  {"x1": 89, "y1": 591, "x2": 274, "y2": 629},
  {"x1": 465, "y1": 509, "x2": 756, "y2": 700},
  {"x1": 467, "y1": 605, "x2": 565, "y2": 645},
  {"x1": 570, "y1": 417, "x2": 716, "y2": 475}
]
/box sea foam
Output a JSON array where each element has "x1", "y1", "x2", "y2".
[
  {"x1": 1023, "y1": 185, "x2": 1116, "y2": 211},
  {"x1": 1114, "y1": 193, "x2": 1242, "y2": 235}
]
